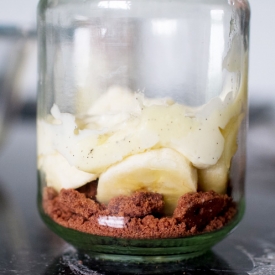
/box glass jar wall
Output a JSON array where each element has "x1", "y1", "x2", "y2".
[{"x1": 37, "y1": 0, "x2": 250, "y2": 268}]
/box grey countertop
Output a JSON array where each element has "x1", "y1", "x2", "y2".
[{"x1": 0, "y1": 105, "x2": 275, "y2": 274}]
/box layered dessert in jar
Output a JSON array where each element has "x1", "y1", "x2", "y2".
[{"x1": 38, "y1": 78, "x2": 246, "y2": 239}]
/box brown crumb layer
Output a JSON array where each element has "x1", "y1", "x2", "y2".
[
  {"x1": 108, "y1": 192, "x2": 164, "y2": 217},
  {"x1": 43, "y1": 187, "x2": 237, "y2": 239},
  {"x1": 173, "y1": 191, "x2": 232, "y2": 231}
]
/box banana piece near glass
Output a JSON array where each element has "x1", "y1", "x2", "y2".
[
  {"x1": 198, "y1": 114, "x2": 244, "y2": 194},
  {"x1": 97, "y1": 148, "x2": 198, "y2": 215},
  {"x1": 40, "y1": 152, "x2": 97, "y2": 192}
]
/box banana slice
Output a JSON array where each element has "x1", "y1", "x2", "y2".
[
  {"x1": 198, "y1": 160, "x2": 228, "y2": 194},
  {"x1": 97, "y1": 148, "x2": 197, "y2": 215},
  {"x1": 40, "y1": 153, "x2": 97, "y2": 192},
  {"x1": 198, "y1": 114, "x2": 244, "y2": 193}
]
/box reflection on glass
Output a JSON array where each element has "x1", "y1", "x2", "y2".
[
  {"x1": 98, "y1": 1, "x2": 131, "y2": 10},
  {"x1": 207, "y1": 10, "x2": 224, "y2": 99},
  {"x1": 98, "y1": 216, "x2": 126, "y2": 228},
  {"x1": 152, "y1": 20, "x2": 177, "y2": 36}
]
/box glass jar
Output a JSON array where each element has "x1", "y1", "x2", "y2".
[{"x1": 37, "y1": 0, "x2": 250, "y2": 270}]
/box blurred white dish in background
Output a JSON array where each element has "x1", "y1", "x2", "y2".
[{"x1": 0, "y1": 25, "x2": 36, "y2": 146}]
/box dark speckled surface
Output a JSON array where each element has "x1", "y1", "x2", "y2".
[{"x1": 0, "y1": 105, "x2": 275, "y2": 274}]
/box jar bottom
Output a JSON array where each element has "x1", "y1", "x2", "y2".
[
  {"x1": 60, "y1": 249, "x2": 210, "y2": 274},
  {"x1": 38, "y1": 196, "x2": 244, "y2": 270},
  {"x1": 57, "y1": 244, "x2": 238, "y2": 275}
]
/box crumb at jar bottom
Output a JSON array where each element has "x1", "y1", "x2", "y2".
[{"x1": 38, "y1": 179, "x2": 245, "y2": 264}]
